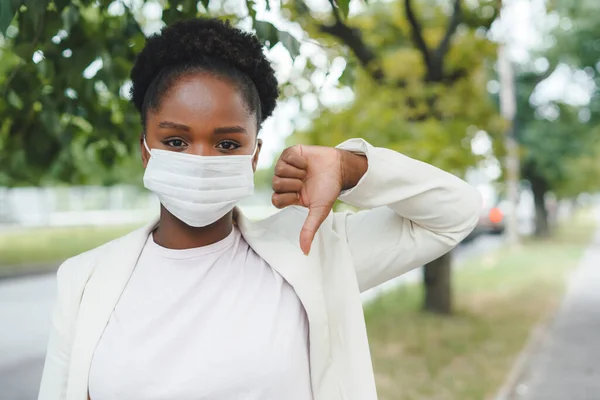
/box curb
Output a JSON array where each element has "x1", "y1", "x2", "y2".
[{"x1": 493, "y1": 317, "x2": 552, "y2": 400}]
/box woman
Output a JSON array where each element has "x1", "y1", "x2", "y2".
[{"x1": 39, "y1": 17, "x2": 481, "y2": 400}]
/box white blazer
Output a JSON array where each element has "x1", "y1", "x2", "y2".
[{"x1": 38, "y1": 139, "x2": 482, "y2": 400}]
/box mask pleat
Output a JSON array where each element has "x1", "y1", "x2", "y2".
[{"x1": 142, "y1": 148, "x2": 257, "y2": 227}]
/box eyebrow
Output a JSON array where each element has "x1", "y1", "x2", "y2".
[
  {"x1": 157, "y1": 121, "x2": 247, "y2": 135},
  {"x1": 158, "y1": 121, "x2": 191, "y2": 131},
  {"x1": 213, "y1": 126, "x2": 247, "y2": 135}
]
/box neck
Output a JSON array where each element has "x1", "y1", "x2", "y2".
[{"x1": 153, "y1": 206, "x2": 234, "y2": 249}]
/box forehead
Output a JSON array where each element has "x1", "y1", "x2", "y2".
[{"x1": 149, "y1": 72, "x2": 257, "y2": 134}]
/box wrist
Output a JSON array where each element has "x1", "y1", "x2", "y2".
[{"x1": 339, "y1": 149, "x2": 368, "y2": 191}]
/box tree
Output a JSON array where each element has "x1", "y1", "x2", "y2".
[
  {"x1": 3, "y1": 0, "x2": 503, "y2": 314},
  {"x1": 0, "y1": 0, "x2": 302, "y2": 186},
  {"x1": 514, "y1": 1, "x2": 600, "y2": 236},
  {"x1": 285, "y1": 0, "x2": 503, "y2": 314}
]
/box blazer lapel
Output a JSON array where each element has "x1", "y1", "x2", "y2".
[
  {"x1": 66, "y1": 219, "x2": 158, "y2": 400},
  {"x1": 66, "y1": 209, "x2": 336, "y2": 399},
  {"x1": 234, "y1": 208, "x2": 335, "y2": 398}
]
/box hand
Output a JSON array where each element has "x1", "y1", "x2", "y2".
[{"x1": 271, "y1": 144, "x2": 368, "y2": 254}]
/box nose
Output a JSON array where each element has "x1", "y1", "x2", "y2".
[{"x1": 189, "y1": 144, "x2": 213, "y2": 157}]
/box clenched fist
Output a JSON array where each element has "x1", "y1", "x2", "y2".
[{"x1": 272, "y1": 145, "x2": 368, "y2": 255}]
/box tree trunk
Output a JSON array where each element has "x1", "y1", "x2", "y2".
[
  {"x1": 423, "y1": 251, "x2": 453, "y2": 314},
  {"x1": 530, "y1": 175, "x2": 550, "y2": 238}
]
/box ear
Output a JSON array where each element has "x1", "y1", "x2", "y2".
[
  {"x1": 252, "y1": 138, "x2": 263, "y2": 172},
  {"x1": 140, "y1": 134, "x2": 150, "y2": 168}
]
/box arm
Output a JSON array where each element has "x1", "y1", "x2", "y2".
[
  {"x1": 38, "y1": 261, "x2": 77, "y2": 400},
  {"x1": 333, "y1": 138, "x2": 482, "y2": 292}
]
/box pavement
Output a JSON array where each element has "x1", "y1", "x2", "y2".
[
  {"x1": 0, "y1": 274, "x2": 56, "y2": 400},
  {"x1": 510, "y1": 227, "x2": 600, "y2": 400}
]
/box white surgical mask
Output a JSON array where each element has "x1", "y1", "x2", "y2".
[{"x1": 143, "y1": 138, "x2": 257, "y2": 227}]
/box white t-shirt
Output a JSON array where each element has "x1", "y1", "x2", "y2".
[{"x1": 89, "y1": 227, "x2": 313, "y2": 400}]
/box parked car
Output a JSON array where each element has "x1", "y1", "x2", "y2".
[
  {"x1": 463, "y1": 184, "x2": 504, "y2": 242},
  {"x1": 465, "y1": 181, "x2": 539, "y2": 242}
]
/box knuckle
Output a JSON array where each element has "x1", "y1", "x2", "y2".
[
  {"x1": 274, "y1": 163, "x2": 285, "y2": 176},
  {"x1": 284, "y1": 145, "x2": 299, "y2": 162},
  {"x1": 271, "y1": 193, "x2": 281, "y2": 208},
  {"x1": 281, "y1": 147, "x2": 293, "y2": 157}
]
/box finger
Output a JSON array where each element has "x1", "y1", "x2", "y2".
[
  {"x1": 272, "y1": 177, "x2": 303, "y2": 194},
  {"x1": 299, "y1": 205, "x2": 330, "y2": 255},
  {"x1": 274, "y1": 160, "x2": 307, "y2": 180},
  {"x1": 280, "y1": 145, "x2": 308, "y2": 170},
  {"x1": 272, "y1": 192, "x2": 301, "y2": 209}
]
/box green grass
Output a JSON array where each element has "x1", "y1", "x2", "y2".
[
  {"x1": 365, "y1": 211, "x2": 597, "y2": 400},
  {"x1": 0, "y1": 224, "x2": 142, "y2": 270}
]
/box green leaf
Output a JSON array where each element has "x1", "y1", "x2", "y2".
[
  {"x1": 246, "y1": 0, "x2": 256, "y2": 20},
  {"x1": 24, "y1": 0, "x2": 45, "y2": 28},
  {"x1": 338, "y1": 65, "x2": 355, "y2": 86},
  {"x1": 176, "y1": 0, "x2": 200, "y2": 16},
  {"x1": 0, "y1": 0, "x2": 15, "y2": 35},
  {"x1": 254, "y1": 20, "x2": 279, "y2": 48},
  {"x1": 162, "y1": 7, "x2": 182, "y2": 26},
  {"x1": 70, "y1": 115, "x2": 93, "y2": 133},
  {"x1": 8, "y1": 90, "x2": 23, "y2": 110},
  {"x1": 200, "y1": 0, "x2": 210, "y2": 11},
  {"x1": 12, "y1": 42, "x2": 33, "y2": 59},
  {"x1": 336, "y1": 0, "x2": 350, "y2": 18},
  {"x1": 278, "y1": 30, "x2": 301, "y2": 58},
  {"x1": 53, "y1": 0, "x2": 72, "y2": 13},
  {"x1": 61, "y1": 5, "x2": 79, "y2": 33}
]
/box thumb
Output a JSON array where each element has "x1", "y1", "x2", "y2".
[{"x1": 299, "y1": 204, "x2": 330, "y2": 255}]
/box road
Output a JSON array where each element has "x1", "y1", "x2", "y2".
[
  {"x1": 0, "y1": 274, "x2": 54, "y2": 400},
  {"x1": 0, "y1": 234, "x2": 503, "y2": 400}
]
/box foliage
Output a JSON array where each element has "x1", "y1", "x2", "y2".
[
  {"x1": 0, "y1": 0, "x2": 508, "y2": 185},
  {"x1": 556, "y1": 140, "x2": 600, "y2": 197},
  {"x1": 286, "y1": 0, "x2": 504, "y2": 176},
  {"x1": 277, "y1": 0, "x2": 503, "y2": 314},
  {"x1": 0, "y1": 0, "x2": 303, "y2": 186},
  {"x1": 515, "y1": 0, "x2": 600, "y2": 201},
  {"x1": 1, "y1": 2, "x2": 142, "y2": 185}
]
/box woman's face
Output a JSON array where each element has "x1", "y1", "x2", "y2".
[{"x1": 141, "y1": 72, "x2": 261, "y2": 169}]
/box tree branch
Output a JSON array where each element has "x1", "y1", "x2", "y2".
[
  {"x1": 435, "y1": 0, "x2": 461, "y2": 62},
  {"x1": 318, "y1": 0, "x2": 384, "y2": 82},
  {"x1": 328, "y1": 0, "x2": 342, "y2": 23},
  {"x1": 404, "y1": 0, "x2": 432, "y2": 73}
]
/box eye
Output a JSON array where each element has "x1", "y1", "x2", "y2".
[
  {"x1": 216, "y1": 140, "x2": 241, "y2": 151},
  {"x1": 163, "y1": 138, "x2": 187, "y2": 149}
]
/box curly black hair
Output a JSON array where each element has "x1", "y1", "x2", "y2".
[{"x1": 130, "y1": 18, "x2": 279, "y2": 130}]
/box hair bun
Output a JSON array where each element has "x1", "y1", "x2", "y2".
[{"x1": 131, "y1": 18, "x2": 279, "y2": 121}]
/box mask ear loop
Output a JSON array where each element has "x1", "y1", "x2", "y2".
[
  {"x1": 251, "y1": 139, "x2": 259, "y2": 158},
  {"x1": 143, "y1": 135, "x2": 152, "y2": 155}
]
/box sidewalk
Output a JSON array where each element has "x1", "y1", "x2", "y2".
[{"x1": 511, "y1": 227, "x2": 600, "y2": 400}]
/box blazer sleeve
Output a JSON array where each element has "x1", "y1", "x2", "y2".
[
  {"x1": 332, "y1": 138, "x2": 482, "y2": 292},
  {"x1": 38, "y1": 260, "x2": 78, "y2": 400}
]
